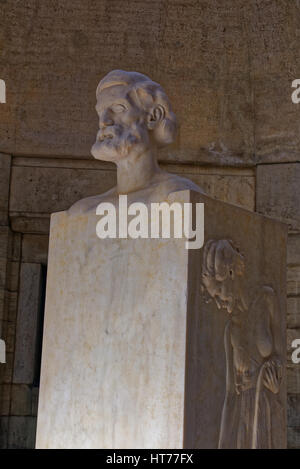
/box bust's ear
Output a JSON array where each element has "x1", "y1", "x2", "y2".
[{"x1": 146, "y1": 105, "x2": 165, "y2": 130}]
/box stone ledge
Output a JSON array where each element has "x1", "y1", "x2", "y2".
[{"x1": 257, "y1": 164, "x2": 300, "y2": 233}]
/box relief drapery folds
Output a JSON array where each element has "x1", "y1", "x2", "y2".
[{"x1": 201, "y1": 239, "x2": 284, "y2": 449}]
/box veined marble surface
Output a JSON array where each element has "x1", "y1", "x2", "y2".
[{"x1": 36, "y1": 191, "x2": 190, "y2": 449}]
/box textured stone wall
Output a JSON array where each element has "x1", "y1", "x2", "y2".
[
  {"x1": 0, "y1": 0, "x2": 299, "y2": 448},
  {"x1": 1, "y1": 0, "x2": 300, "y2": 165}
]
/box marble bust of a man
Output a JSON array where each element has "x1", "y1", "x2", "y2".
[{"x1": 69, "y1": 69, "x2": 202, "y2": 215}]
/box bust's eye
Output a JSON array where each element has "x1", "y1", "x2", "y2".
[{"x1": 111, "y1": 104, "x2": 126, "y2": 113}]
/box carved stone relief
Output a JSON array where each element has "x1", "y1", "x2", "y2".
[{"x1": 201, "y1": 239, "x2": 284, "y2": 449}]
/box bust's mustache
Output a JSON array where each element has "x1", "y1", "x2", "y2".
[
  {"x1": 95, "y1": 125, "x2": 143, "y2": 147},
  {"x1": 97, "y1": 126, "x2": 120, "y2": 143}
]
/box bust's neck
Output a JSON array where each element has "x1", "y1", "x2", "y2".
[{"x1": 116, "y1": 148, "x2": 164, "y2": 194}]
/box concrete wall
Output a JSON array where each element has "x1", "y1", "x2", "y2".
[{"x1": 0, "y1": 0, "x2": 299, "y2": 448}]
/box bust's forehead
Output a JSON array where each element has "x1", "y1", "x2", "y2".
[{"x1": 96, "y1": 84, "x2": 132, "y2": 109}]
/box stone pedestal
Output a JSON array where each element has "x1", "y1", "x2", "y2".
[{"x1": 36, "y1": 191, "x2": 287, "y2": 449}]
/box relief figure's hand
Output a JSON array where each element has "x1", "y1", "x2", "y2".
[{"x1": 263, "y1": 359, "x2": 282, "y2": 394}]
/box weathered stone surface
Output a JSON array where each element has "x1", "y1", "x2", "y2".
[
  {"x1": 187, "y1": 173, "x2": 255, "y2": 210},
  {"x1": 2, "y1": 353, "x2": 13, "y2": 384},
  {"x1": 0, "y1": 227, "x2": 9, "y2": 259},
  {"x1": 9, "y1": 232, "x2": 21, "y2": 262},
  {"x1": 4, "y1": 291, "x2": 18, "y2": 323},
  {"x1": 163, "y1": 165, "x2": 255, "y2": 211},
  {"x1": 0, "y1": 417, "x2": 9, "y2": 449},
  {"x1": 287, "y1": 427, "x2": 300, "y2": 449},
  {"x1": 0, "y1": 385, "x2": 11, "y2": 416},
  {"x1": 37, "y1": 192, "x2": 287, "y2": 449},
  {"x1": 10, "y1": 215, "x2": 50, "y2": 235},
  {"x1": 0, "y1": 227, "x2": 9, "y2": 320},
  {"x1": 287, "y1": 298, "x2": 300, "y2": 329},
  {"x1": 288, "y1": 395, "x2": 300, "y2": 427},
  {"x1": 6, "y1": 261, "x2": 20, "y2": 292},
  {"x1": 13, "y1": 263, "x2": 42, "y2": 384},
  {"x1": 8, "y1": 416, "x2": 36, "y2": 449},
  {"x1": 1, "y1": 321, "x2": 15, "y2": 354},
  {"x1": 22, "y1": 234, "x2": 49, "y2": 264},
  {"x1": 0, "y1": 154, "x2": 11, "y2": 225},
  {"x1": 0, "y1": 291, "x2": 4, "y2": 323},
  {"x1": 31, "y1": 387, "x2": 39, "y2": 417},
  {"x1": 10, "y1": 163, "x2": 255, "y2": 216},
  {"x1": 254, "y1": 76, "x2": 300, "y2": 164},
  {"x1": 287, "y1": 265, "x2": 300, "y2": 297},
  {"x1": 0, "y1": 257, "x2": 7, "y2": 289},
  {"x1": 287, "y1": 364, "x2": 300, "y2": 394},
  {"x1": 10, "y1": 166, "x2": 116, "y2": 214},
  {"x1": 1, "y1": 1, "x2": 300, "y2": 164},
  {"x1": 11, "y1": 385, "x2": 32, "y2": 416},
  {"x1": 288, "y1": 235, "x2": 300, "y2": 266},
  {"x1": 256, "y1": 164, "x2": 300, "y2": 232}
]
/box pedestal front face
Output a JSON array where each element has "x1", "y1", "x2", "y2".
[
  {"x1": 36, "y1": 192, "x2": 189, "y2": 449},
  {"x1": 36, "y1": 191, "x2": 287, "y2": 449}
]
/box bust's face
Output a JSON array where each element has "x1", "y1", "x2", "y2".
[{"x1": 91, "y1": 84, "x2": 151, "y2": 162}]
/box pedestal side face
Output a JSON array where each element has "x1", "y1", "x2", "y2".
[
  {"x1": 185, "y1": 193, "x2": 287, "y2": 449},
  {"x1": 36, "y1": 204, "x2": 189, "y2": 448}
]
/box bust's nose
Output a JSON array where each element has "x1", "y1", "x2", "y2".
[{"x1": 99, "y1": 109, "x2": 114, "y2": 129}]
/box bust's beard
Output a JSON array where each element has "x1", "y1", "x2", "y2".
[{"x1": 91, "y1": 128, "x2": 149, "y2": 162}]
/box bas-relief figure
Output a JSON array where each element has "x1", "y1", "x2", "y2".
[{"x1": 201, "y1": 239, "x2": 284, "y2": 449}]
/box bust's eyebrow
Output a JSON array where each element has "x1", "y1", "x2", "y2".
[{"x1": 95, "y1": 96, "x2": 130, "y2": 114}]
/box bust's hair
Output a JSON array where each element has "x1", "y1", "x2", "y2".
[
  {"x1": 202, "y1": 239, "x2": 245, "y2": 282},
  {"x1": 96, "y1": 70, "x2": 177, "y2": 146}
]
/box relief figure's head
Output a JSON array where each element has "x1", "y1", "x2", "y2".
[
  {"x1": 91, "y1": 70, "x2": 177, "y2": 163},
  {"x1": 201, "y1": 239, "x2": 245, "y2": 314}
]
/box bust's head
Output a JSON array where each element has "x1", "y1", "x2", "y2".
[{"x1": 91, "y1": 70, "x2": 177, "y2": 162}]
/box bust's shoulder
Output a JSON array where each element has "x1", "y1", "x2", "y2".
[
  {"x1": 67, "y1": 187, "x2": 116, "y2": 217},
  {"x1": 63, "y1": 172, "x2": 204, "y2": 218},
  {"x1": 161, "y1": 172, "x2": 204, "y2": 195}
]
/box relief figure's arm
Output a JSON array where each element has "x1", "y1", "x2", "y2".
[
  {"x1": 218, "y1": 321, "x2": 236, "y2": 448},
  {"x1": 257, "y1": 287, "x2": 283, "y2": 394},
  {"x1": 224, "y1": 321, "x2": 235, "y2": 394}
]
